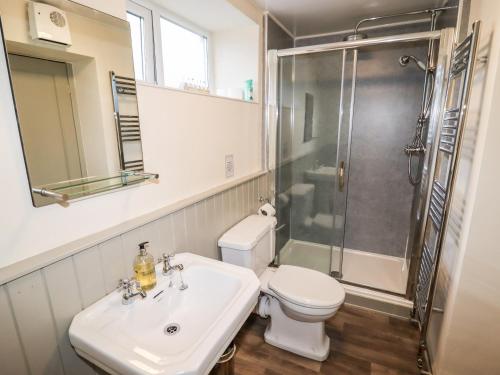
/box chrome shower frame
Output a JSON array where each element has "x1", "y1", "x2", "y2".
[
  {"x1": 275, "y1": 30, "x2": 441, "y2": 57},
  {"x1": 351, "y1": 6, "x2": 457, "y2": 39},
  {"x1": 267, "y1": 28, "x2": 455, "y2": 296}
]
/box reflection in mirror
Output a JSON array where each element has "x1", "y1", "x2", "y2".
[{"x1": 1, "y1": 0, "x2": 151, "y2": 207}]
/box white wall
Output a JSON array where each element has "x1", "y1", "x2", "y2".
[
  {"x1": 431, "y1": 1, "x2": 500, "y2": 373},
  {"x1": 0, "y1": 0, "x2": 263, "y2": 268},
  {"x1": 138, "y1": 85, "x2": 262, "y2": 202},
  {"x1": 72, "y1": 0, "x2": 126, "y2": 19}
]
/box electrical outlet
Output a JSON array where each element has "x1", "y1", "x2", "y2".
[{"x1": 225, "y1": 154, "x2": 234, "y2": 178}]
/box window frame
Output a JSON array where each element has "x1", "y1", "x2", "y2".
[
  {"x1": 126, "y1": 0, "x2": 213, "y2": 90},
  {"x1": 126, "y1": 1, "x2": 155, "y2": 83}
]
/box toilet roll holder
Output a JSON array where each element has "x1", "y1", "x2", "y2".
[{"x1": 259, "y1": 196, "x2": 270, "y2": 204}]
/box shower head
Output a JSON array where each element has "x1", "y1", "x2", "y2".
[
  {"x1": 343, "y1": 32, "x2": 368, "y2": 41},
  {"x1": 399, "y1": 55, "x2": 427, "y2": 71}
]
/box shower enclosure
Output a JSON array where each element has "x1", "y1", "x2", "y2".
[{"x1": 268, "y1": 28, "x2": 455, "y2": 296}]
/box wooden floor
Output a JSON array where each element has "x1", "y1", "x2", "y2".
[{"x1": 232, "y1": 304, "x2": 420, "y2": 375}]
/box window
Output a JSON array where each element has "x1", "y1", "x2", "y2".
[
  {"x1": 160, "y1": 18, "x2": 208, "y2": 89},
  {"x1": 127, "y1": 1, "x2": 209, "y2": 89},
  {"x1": 126, "y1": 1, "x2": 154, "y2": 83},
  {"x1": 125, "y1": 0, "x2": 259, "y2": 100},
  {"x1": 127, "y1": 12, "x2": 145, "y2": 80}
]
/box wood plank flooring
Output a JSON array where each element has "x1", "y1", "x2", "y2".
[{"x1": 232, "y1": 304, "x2": 420, "y2": 375}]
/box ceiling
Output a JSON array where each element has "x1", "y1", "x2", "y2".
[
  {"x1": 254, "y1": 0, "x2": 451, "y2": 36},
  {"x1": 151, "y1": 0, "x2": 257, "y2": 32}
]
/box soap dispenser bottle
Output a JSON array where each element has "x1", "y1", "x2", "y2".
[{"x1": 133, "y1": 241, "x2": 157, "y2": 291}]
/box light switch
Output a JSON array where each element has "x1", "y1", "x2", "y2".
[{"x1": 225, "y1": 154, "x2": 234, "y2": 178}]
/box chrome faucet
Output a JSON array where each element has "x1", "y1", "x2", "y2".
[
  {"x1": 158, "y1": 253, "x2": 184, "y2": 275},
  {"x1": 158, "y1": 253, "x2": 188, "y2": 290},
  {"x1": 118, "y1": 278, "x2": 147, "y2": 305}
]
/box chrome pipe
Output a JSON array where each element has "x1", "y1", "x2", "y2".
[
  {"x1": 276, "y1": 30, "x2": 441, "y2": 57},
  {"x1": 421, "y1": 11, "x2": 438, "y2": 115},
  {"x1": 32, "y1": 188, "x2": 69, "y2": 202},
  {"x1": 353, "y1": 6, "x2": 458, "y2": 34},
  {"x1": 399, "y1": 55, "x2": 427, "y2": 71},
  {"x1": 406, "y1": 9, "x2": 439, "y2": 186}
]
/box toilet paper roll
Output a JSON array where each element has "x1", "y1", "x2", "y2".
[{"x1": 258, "y1": 203, "x2": 276, "y2": 217}]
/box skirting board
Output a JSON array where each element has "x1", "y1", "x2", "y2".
[{"x1": 343, "y1": 283, "x2": 414, "y2": 318}]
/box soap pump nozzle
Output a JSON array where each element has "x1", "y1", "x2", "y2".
[{"x1": 138, "y1": 241, "x2": 149, "y2": 255}]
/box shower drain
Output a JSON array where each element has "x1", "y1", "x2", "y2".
[{"x1": 164, "y1": 323, "x2": 180, "y2": 336}]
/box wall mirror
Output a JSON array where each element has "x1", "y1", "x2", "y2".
[{"x1": 1, "y1": 0, "x2": 156, "y2": 207}]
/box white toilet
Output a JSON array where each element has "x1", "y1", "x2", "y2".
[{"x1": 218, "y1": 215, "x2": 345, "y2": 361}]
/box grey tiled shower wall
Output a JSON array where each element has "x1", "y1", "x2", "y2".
[{"x1": 0, "y1": 173, "x2": 271, "y2": 375}]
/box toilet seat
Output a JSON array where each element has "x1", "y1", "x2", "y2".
[{"x1": 268, "y1": 265, "x2": 345, "y2": 314}]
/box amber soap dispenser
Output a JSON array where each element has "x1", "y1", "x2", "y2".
[{"x1": 133, "y1": 241, "x2": 157, "y2": 291}]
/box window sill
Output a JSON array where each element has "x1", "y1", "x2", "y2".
[{"x1": 136, "y1": 81, "x2": 260, "y2": 105}]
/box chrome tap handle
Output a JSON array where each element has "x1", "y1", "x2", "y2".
[
  {"x1": 119, "y1": 278, "x2": 147, "y2": 304},
  {"x1": 118, "y1": 278, "x2": 131, "y2": 291},
  {"x1": 132, "y1": 279, "x2": 142, "y2": 290},
  {"x1": 132, "y1": 280, "x2": 147, "y2": 298},
  {"x1": 157, "y1": 254, "x2": 186, "y2": 289},
  {"x1": 158, "y1": 252, "x2": 174, "y2": 263},
  {"x1": 159, "y1": 253, "x2": 176, "y2": 275}
]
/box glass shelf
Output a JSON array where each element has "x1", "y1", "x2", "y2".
[{"x1": 32, "y1": 171, "x2": 158, "y2": 203}]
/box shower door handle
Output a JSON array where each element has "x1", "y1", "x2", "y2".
[{"x1": 338, "y1": 161, "x2": 345, "y2": 191}]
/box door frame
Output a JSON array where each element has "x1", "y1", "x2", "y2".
[{"x1": 7, "y1": 53, "x2": 87, "y2": 180}]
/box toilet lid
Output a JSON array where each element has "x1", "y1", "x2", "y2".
[{"x1": 269, "y1": 265, "x2": 345, "y2": 309}]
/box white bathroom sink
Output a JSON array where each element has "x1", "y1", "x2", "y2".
[
  {"x1": 305, "y1": 165, "x2": 336, "y2": 183},
  {"x1": 69, "y1": 253, "x2": 260, "y2": 375}
]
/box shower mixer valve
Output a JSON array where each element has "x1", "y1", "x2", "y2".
[{"x1": 404, "y1": 145, "x2": 425, "y2": 155}]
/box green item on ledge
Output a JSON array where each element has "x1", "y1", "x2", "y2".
[{"x1": 244, "y1": 79, "x2": 254, "y2": 101}]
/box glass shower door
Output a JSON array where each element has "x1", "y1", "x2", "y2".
[
  {"x1": 331, "y1": 49, "x2": 356, "y2": 278},
  {"x1": 274, "y1": 49, "x2": 352, "y2": 276}
]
